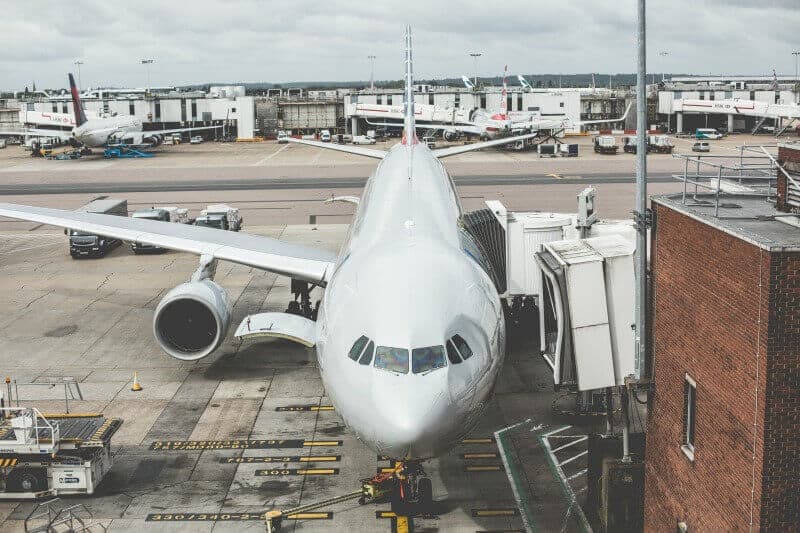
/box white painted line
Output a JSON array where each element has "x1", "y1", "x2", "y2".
[
  {"x1": 551, "y1": 436, "x2": 588, "y2": 454},
  {"x1": 567, "y1": 468, "x2": 588, "y2": 482},
  {"x1": 254, "y1": 144, "x2": 289, "y2": 165},
  {"x1": 557, "y1": 450, "x2": 588, "y2": 468}
]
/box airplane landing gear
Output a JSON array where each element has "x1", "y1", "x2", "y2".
[{"x1": 286, "y1": 279, "x2": 319, "y2": 320}]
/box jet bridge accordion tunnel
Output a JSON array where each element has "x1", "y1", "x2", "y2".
[{"x1": 535, "y1": 235, "x2": 636, "y2": 391}]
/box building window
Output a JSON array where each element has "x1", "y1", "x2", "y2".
[
  {"x1": 775, "y1": 92, "x2": 781, "y2": 104},
  {"x1": 724, "y1": 91, "x2": 732, "y2": 99},
  {"x1": 191, "y1": 101, "x2": 197, "y2": 120},
  {"x1": 180, "y1": 99, "x2": 187, "y2": 122},
  {"x1": 517, "y1": 94, "x2": 522, "y2": 111},
  {"x1": 52, "y1": 103, "x2": 58, "y2": 112},
  {"x1": 428, "y1": 93, "x2": 434, "y2": 105},
  {"x1": 682, "y1": 374, "x2": 697, "y2": 461},
  {"x1": 386, "y1": 96, "x2": 392, "y2": 106},
  {"x1": 480, "y1": 94, "x2": 486, "y2": 109},
  {"x1": 559, "y1": 102, "x2": 565, "y2": 108},
  {"x1": 154, "y1": 101, "x2": 161, "y2": 121},
  {"x1": 377, "y1": 95, "x2": 382, "y2": 105},
  {"x1": 455, "y1": 93, "x2": 460, "y2": 106},
  {"x1": 674, "y1": 91, "x2": 682, "y2": 99},
  {"x1": 506, "y1": 94, "x2": 512, "y2": 111},
  {"x1": 62, "y1": 103, "x2": 68, "y2": 114},
  {"x1": 750, "y1": 91, "x2": 755, "y2": 100},
  {"x1": 709, "y1": 92, "x2": 715, "y2": 101},
  {"x1": 129, "y1": 101, "x2": 135, "y2": 115}
]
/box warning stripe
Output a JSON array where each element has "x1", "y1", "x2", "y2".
[
  {"x1": 146, "y1": 511, "x2": 332, "y2": 521},
  {"x1": 275, "y1": 405, "x2": 335, "y2": 412},
  {"x1": 470, "y1": 508, "x2": 519, "y2": 517},
  {"x1": 461, "y1": 452, "x2": 499, "y2": 459},
  {"x1": 150, "y1": 439, "x2": 342, "y2": 450},
  {"x1": 40, "y1": 413, "x2": 102, "y2": 418},
  {"x1": 224, "y1": 455, "x2": 340, "y2": 464},
  {"x1": 255, "y1": 468, "x2": 339, "y2": 476},
  {"x1": 464, "y1": 464, "x2": 505, "y2": 472},
  {"x1": 0, "y1": 458, "x2": 18, "y2": 467},
  {"x1": 461, "y1": 437, "x2": 495, "y2": 444}
]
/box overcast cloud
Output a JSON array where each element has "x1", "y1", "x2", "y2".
[{"x1": 1, "y1": 0, "x2": 798, "y2": 90}]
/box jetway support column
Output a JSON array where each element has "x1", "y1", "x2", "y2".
[
  {"x1": 728, "y1": 113, "x2": 734, "y2": 133},
  {"x1": 351, "y1": 117, "x2": 359, "y2": 136},
  {"x1": 676, "y1": 112, "x2": 683, "y2": 134}
]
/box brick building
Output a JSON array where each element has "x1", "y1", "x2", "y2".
[{"x1": 644, "y1": 144, "x2": 800, "y2": 531}]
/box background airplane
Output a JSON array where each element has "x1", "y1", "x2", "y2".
[{"x1": 0, "y1": 74, "x2": 222, "y2": 149}]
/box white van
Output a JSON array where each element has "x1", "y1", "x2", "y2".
[
  {"x1": 320, "y1": 130, "x2": 331, "y2": 142},
  {"x1": 695, "y1": 128, "x2": 723, "y2": 140}
]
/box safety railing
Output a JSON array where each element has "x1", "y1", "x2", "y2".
[
  {"x1": 5, "y1": 376, "x2": 84, "y2": 413},
  {"x1": 672, "y1": 145, "x2": 784, "y2": 217},
  {"x1": 0, "y1": 407, "x2": 60, "y2": 454}
]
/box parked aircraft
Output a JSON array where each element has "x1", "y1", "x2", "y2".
[
  {"x1": 0, "y1": 27, "x2": 541, "y2": 506},
  {"x1": 0, "y1": 74, "x2": 221, "y2": 149}
]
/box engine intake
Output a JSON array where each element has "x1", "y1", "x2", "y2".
[{"x1": 153, "y1": 280, "x2": 231, "y2": 361}]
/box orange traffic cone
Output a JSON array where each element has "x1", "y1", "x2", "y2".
[{"x1": 131, "y1": 372, "x2": 143, "y2": 392}]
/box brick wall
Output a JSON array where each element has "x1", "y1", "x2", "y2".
[
  {"x1": 644, "y1": 204, "x2": 770, "y2": 531},
  {"x1": 761, "y1": 254, "x2": 800, "y2": 530}
]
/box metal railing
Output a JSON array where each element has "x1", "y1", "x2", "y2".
[
  {"x1": 6, "y1": 377, "x2": 84, "y2": 413},
  {"x1": 672, "y1": 145, "x2": 786, "y2": 217},
  {"x1": 0, "y1": 407, "x2": 60, "y2": 454},
  {"x1": 25, "y1": 499, "x2": 100, "y2": 533}
]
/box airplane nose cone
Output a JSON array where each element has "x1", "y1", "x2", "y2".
[{"x1": 371, "y1": 380, "x2": 453, "y2": 459}]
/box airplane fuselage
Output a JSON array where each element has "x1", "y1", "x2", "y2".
[
  {"x1": 73, "y1": 116, "x2": 143, "y2": 147},
  {"x1": 315, "y1": 142, "x2": 506, "y2": 459}
]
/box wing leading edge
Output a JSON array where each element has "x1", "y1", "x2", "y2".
[
  {"x1": 0, "y1": 203, "x2": 336, "y2": 284},
  {"x1": 287, "y1": 137, "x2": 387, "y2": 159}
]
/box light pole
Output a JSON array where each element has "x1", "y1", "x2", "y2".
[
  {"x1": 469, "y1": 52, "x2": 482, "y2": 88},
  {"x1": 659, "y1": 51, "x2": 668, "y2": 82},
  {"x1": 368, "y1": 55, "x2": 376, "y2": 91},
  {"x1": 792, "y1": 51, "x2": 800, "y2": 102},
  {"x1": 140, "y1": 59, "x2": 155, "y2": 95},
  {"x1": 73, "y1": 60, "x2": 84, "y2": 90}
]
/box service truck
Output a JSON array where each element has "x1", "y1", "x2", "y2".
[
  {"x1": 593, "y1": 135, "x2": 618, "y2": 154},
  {"x1": 647, "y1": 135, "x2": 674, "y2": 154},
  {"x1": 194, "y1": 204, "x2": 243, "y2": 231},
  {"x1": 67, "y1": 198, "x2": 128, "y2": 258},
  {"x1": 130, "y1": 206, "x2": 190, "y2": 253}
]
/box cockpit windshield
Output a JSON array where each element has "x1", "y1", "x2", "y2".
[
  {"x1": 374, "y1": 346, "x2": 409, "y2": 374},
  {"x1": 412, "y1": 345, "x2": 446, "y2": 374}
]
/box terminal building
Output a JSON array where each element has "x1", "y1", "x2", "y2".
[{"x1": 657, "y1": 75, "x2": 800, "y2": 133}]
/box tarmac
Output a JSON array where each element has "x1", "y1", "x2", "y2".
[{"x1": 0, "y1": 133, "x2": 769, "y2": 531}]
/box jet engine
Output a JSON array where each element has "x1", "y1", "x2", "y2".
[
  {"x1": 153, "y1": 279, "x2": 231, "y2": 361},
  {"x1": 142, "y1": 134, "x2": 163, "y2": 147},
  {"x1": 443, "y1": 131, "x2": 458, "y2": 142}
]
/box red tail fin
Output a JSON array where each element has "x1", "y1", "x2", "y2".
[{"x1": 68, "y1": 73, "x2": 87, "y2": 126}]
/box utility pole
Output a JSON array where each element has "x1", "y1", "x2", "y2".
[
  {"x1": 659, "y1": 51, "x2": 669, "y2": 82},
  {"x1": 792, "y1": 51, "x2": 800, "y2": 103},
  {"x1": 469, "y1": 52, "x2": 482, "y2": 88},
  {"x1": 626, "y1": 0, "x2": 648, "y2": 464},
  {"x1": 368, "y1": 55, "x2": 376, "y2": 91},
  {"x1": 141, "y1": 59, "x2": 155, "y2": 95},
  {"x1": 74, "y1": 61, "x2": 84, "y2": 90}
]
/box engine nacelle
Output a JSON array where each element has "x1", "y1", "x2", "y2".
[
  {"x1": 143, "y1": 134, "x2": 163, "y2": 147},
  {"x1": 153, "y1": 280, "x2": 231, "y2": 361}
]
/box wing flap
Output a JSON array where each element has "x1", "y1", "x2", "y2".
[
  {"x1": 433, "y1": 132, "x2": 541, "y2": 158},
  {"x1": 288, "y1": 138, "x2": 386, "y2": 159},
  {"x1": 0, "y1": 203, "x2": 335, "y2": 284}
]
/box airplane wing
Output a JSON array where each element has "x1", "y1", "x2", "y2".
[
  {"x1": 144, "y1": 125, "x2": 224, "y2": 135},
  {"x1": 575, "y1": 103, "x2": 632, "y2": 126},
  {"x1": 433, "y1": 132, "x2": 541, "y2": 158},
  {"x1": 288, "y1": 137, "x2": 386, "y2": 159},
  {"x1": 0, "y1": 203, "x2": 336, "y2": 284},
  {"x1": 0, "y1": 128, "x2": 72, "y2": 140}
]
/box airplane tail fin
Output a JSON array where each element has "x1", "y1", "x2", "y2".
[
  {"x1": 68, "y1": 73, "x2": 87, "y2": 127},
  {"x1": 402, "y1": 25, "x2": 417, "y2": 145}
]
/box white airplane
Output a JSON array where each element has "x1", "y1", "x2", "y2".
[
  {"x1": 0, "y1": 27, "x2": 540, "y2": 505},
  {"x1": 0, "y1": 74, "x2": 221, "y2": 149}
]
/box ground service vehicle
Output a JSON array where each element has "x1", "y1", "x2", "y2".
[
  {"x1": 696, "y1": 128, "x2": 723, "y2": 140},
  {"x1": 277, "y1": 131, "x2": 290, "y2": 143},
  {"x1": 353, "y1": 135, "x2": 377, "y2": 145},
  {"x1": 559, "y1": 143, "x2": 579, "y2": 157},
  {"x1": 692, "y1": 141, "x2": 711, "y2": 152},
  {"x1": 194, "y1": 204, "x2": 242, "y2": 231},
  {"x1": 320, "y1": 130, "x2": 331, "y2": 142},
  {"x1": 593, "y1": 135, "x2": 618, "y2": 154},
  {"x1": 648, "y1": 135, "x2": 674, "y2": 154},
  {"x1": 190, "y1": 136, "x2": 203, "y2": 144},
  {"x1": 67, "y1": 199, "x2": 127, "y2": 258},
  {"x1": 130, "y1": 207, "x2": 190, "y2": 253}
]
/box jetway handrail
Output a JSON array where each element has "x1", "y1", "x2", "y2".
[{"x1": 672, "y1": 147, "x2": 782, "y2": 217}]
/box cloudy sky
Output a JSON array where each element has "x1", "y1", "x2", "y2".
[{"x1": 2, "y1": 0, "x2": 799, "y2": 90}]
